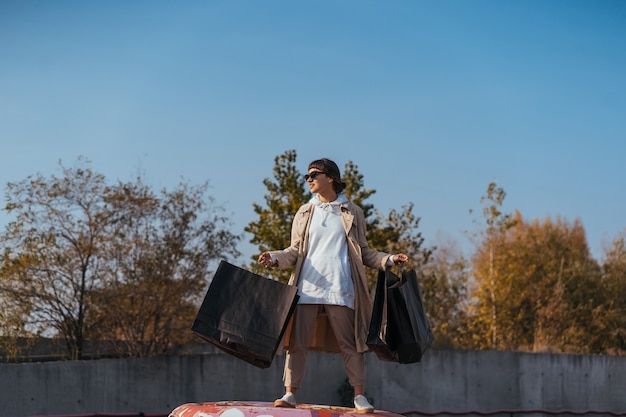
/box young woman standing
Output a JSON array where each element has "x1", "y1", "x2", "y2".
[{"x1": 258, "y1": 158, "x2": 408, "y2": 414}]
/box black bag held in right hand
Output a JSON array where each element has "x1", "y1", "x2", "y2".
[
  {"x1": 191, "y1": 260, "x2": 299, "y2": 369},
  {"x1": 367, "y1": 268, "x2": 434, "y2": 364}
]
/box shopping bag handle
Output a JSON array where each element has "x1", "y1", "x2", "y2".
[{"x1": 385, "y1": 265, "x2": 406, "y2": 289}]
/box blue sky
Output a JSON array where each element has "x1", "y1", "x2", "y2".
[{"x1": 1, "y1": 0, "x2": 625, "y2": 263}]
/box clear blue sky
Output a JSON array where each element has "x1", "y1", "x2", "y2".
[{"x1": 1, "y1": 0, "x2": 625, "y2": 263}]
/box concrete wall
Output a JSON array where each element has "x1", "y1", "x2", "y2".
[{"x1": 1, "y1": 348, "x2": 625, "y2": 417}]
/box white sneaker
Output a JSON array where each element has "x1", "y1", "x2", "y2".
[
  {"x1": 274, "y1": 392, "x2": 296, "y2": 408},
  {"x1": 354, "y1": 394, "x2": 374, "y2": 414}
]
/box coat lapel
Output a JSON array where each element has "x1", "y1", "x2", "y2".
[{"x1": 340, "y1": 203, "x2": 354, "y2": 235}]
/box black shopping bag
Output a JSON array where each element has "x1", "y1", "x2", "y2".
[
  {"x1": 192, "y1": 260, "x2": 299, "y2": 368},
  {"x1": 367, "y1": 268, "x2": 434, "y2": 364}
]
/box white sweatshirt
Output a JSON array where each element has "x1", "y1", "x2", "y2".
[{"x1": 297, "y1": 193, "x2": 355, "y2": 309}]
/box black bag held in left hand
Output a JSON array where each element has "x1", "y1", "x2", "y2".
[
  {"x1": 367, "y1": 267, "x2": 434, "y2": 364},
  {"x1": 192, "y1": 260, "x2": 299, "y2": 369}
]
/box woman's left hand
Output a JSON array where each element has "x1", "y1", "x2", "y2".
[{"x1": 393, "y1": 253, "x2": 409, "y2": 264}]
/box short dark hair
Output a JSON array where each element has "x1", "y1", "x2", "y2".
[{"x1": 308, "y1": 158, "x2": 347, "y2": 193}]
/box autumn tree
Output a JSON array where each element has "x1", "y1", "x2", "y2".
[
  {"x1": 471, "y1": 210, "x2": 603, "y2": 353},
  {"x1": 0, "y1": 293, "x2": 31, "y2": 361},
  {"x1": 1, "y1": 161, "x2": 115, "y2": 359},
  {"x1": 468, "y1": 181, "x2": 517, "y2": 349},
  {"x1": 419, "y1": 237, "x2": 470, "y2": 349},
  {"x1": 88, "y1": 179, "x2": 241, "y2": 357},
  {"x1": 0, "y1": 158, "x2": 240, "y2": 359},
  {"x1": 598, "y1": 230, "x2": 626, "y2": 354}
]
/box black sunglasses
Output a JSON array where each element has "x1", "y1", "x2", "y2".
[{"x1": 304, "y1": 171, "x2": 327, "y2": 181}]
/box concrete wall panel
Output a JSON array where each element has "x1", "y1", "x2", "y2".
[{"x1": 1, "y1": 349, "x2": 624, "y2": 417}]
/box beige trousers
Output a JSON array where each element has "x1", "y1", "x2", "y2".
[{"x1": 283, "y1": 304, "x2": 365, "y2": 389}]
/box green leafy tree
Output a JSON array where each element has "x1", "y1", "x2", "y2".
[
  {"x1": 246, "y1": 150, "x2": 433, "y2": 289},
  {"x1": 342, "y1": 160, "x2": 376, "y2": 220},
  {"x1": 245, "y1": 150, "x2": 309, "y2": 281},
  {"x1": 343, "y1": 159, "x2": 432, "y2": 286}
]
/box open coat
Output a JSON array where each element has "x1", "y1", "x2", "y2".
[{"x1": 270, "y1": 201, "x2": 392, "y2": 354}]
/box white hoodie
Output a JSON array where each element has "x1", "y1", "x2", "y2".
[{"x1": 297, "y1": 193, "x2": 354, "y2": 308}]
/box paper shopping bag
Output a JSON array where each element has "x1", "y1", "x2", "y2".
[
  {"x1": 192, "y1": 260, "x2": 299, "y2": 368},
  {"x1": 367, "y1": 268, "x2": 433, "y2": 364}
]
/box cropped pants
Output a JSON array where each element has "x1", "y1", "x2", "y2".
[{"x1": 283, "y1": 304, "x2": 365, "y2": 388}]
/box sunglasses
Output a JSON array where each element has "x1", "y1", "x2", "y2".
[{"x1": 304, "y1": 171, "x2": 327, "y2": 181}]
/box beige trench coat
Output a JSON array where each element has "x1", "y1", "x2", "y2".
[{"x1": 270, "y1": 201, "x2": 392, "y2": 354}]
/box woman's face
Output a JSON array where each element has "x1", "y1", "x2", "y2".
[{"x1": 306, "y1": 168, "x2": 334, "y2": 195}]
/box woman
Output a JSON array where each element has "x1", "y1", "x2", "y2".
[{"x1": 258, "y1": 158, "x2": 408, "y2": 414}]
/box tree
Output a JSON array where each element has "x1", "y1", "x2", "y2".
[
  {"x1": 471, "y1": 210, "x2": 603, "y2": 353},
  {"x1": 1, "y1": 160, "x2": 115, "y2": 359},
  {"x1": 342, "y1": 160, "x2": 376, "y2": 220},
  {"x1": 341, "y1": 159, "x2": 433, "y2": 286},
  {"x1": 598, "y1": 230, "x2": 626, "y2": 354},
  {"x1": 0, "y1": 158, "x2": 240, "y2": 359},
  {"x1": 0, "y1": 293, "x2": 32, "y2": 361},
  {"x1": 245, "y1": 150, "x2": 309, "y2": 282},
  {"x1": 468, "y1": 181, "x2": 517, "y2": 349},
  {"x1": 246, "y1": 150, "x2": 433, "y2": 288},
  {"x1": 87, "y1": 179, "x2": 241, "y2": 357},
  {"x1": 419, "y1": 237, "x2": 470, "y2": 349}
]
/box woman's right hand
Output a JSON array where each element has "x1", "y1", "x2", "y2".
[{"x1": 258, "y1": 252, "x2": 274, "y2": 268}]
